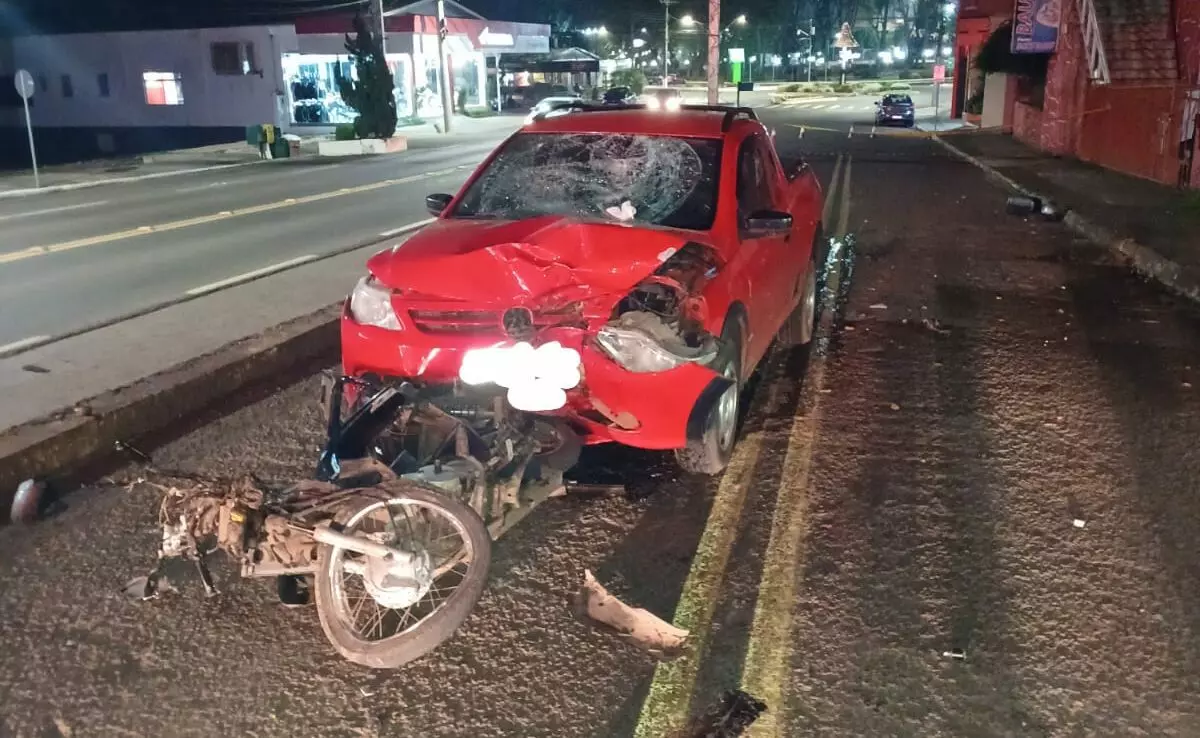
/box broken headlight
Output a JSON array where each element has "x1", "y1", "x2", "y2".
[
  {"x1": 595, "y1": 325, "x2": 718, "y2": 373},
  {"x1": 349, "y1": 276, "x2": 401, "y2": 331}
]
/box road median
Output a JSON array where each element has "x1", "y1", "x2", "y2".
[{"x1": 0, "y1": 304, "x2": 342, "y2": 520}]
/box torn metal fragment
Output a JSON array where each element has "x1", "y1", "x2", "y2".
[
  {"x1": 676, "y1": 689, "x2": 768, "y2": 738},
  {"x1": 575, "y1": 569, "x2": 688, "y2": 658}
]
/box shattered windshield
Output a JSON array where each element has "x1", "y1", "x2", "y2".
[{"x1": 450, "y1": 132, "x2": 723, "y2": 231}]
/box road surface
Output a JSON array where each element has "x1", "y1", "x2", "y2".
[{"x1": 2, "y1": 105, "x2": 1200, "y2": 738}]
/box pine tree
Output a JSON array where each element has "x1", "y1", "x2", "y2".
[{"x1": 335, "y1": 15, "x2": 399, "y2": 139}]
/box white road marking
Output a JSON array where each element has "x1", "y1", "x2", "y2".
[
  {"x1": 174, "y1": 181, "x2": 230, "y2": 194},
  {"x1": 0, "y1": 200, "x2": 109, "y2": 223},
  {"x1": 184, "y1": 254, "x2": 318, "y2": 296},
  {"x1": 378, "y1": 217, "x2": 436, "y2": 238},
  {"x1": 0, "y1": 334, "x2": 51, "y2": 356}
]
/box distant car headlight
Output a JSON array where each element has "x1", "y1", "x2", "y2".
[
  {"x1": 595, "y1": 325, "x2": 718, "y2": 373},
  {"x1": 664, "y1": 96, "x2": 681, "y2": 111},
  {"x1": 349, "y1": 276, "x2": 401, "y2": 330},
  {"x1": 645, "y1": 96, "x2": 661, "y2": 110}
]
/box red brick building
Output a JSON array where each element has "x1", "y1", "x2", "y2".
[{"x1": 953, "y1": 0, "x2": 1200, "y2": 188}]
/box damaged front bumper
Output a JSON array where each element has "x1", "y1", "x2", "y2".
[{"x1": 341, "y1": 309, "x2": 730, "y2": 451}]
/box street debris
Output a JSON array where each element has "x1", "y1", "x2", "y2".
[
  {"x1": 675, "y1": 689, "x2": 767, "y2": 737},
  {"x1": 575, "y1": 570, "x2": 688, "y2": 658},
  {"x1": 869, "y1": 303, "x2": 887, "y2": 310},
  {"x1": 920, "y1": 317, "x2": 950, "y2": 334},
  {"x1": 1073, "y1": 518, "x2": 1086, "y2": 529},
  {"x1": 11, "y1": 478, "x2": 45, "y2": 524},
  {"x1": 556, "y1": 481, "x2": 627, "y2": 498},
  {"x1": 942, "y1": 648, "x2": 966, "y2": 660},
  {"x1": 889, "y1": 403, "x2": 901, "y2": 411},
  {"x1": 1006, "y1": 195, "x2": 1040, "y2": 215},
  {"x1": 114, "y1": 440, "x2": 152, "y2": 464},
  {"x1": 121, "y1": 574, "x2": 178, "y2": 600}
]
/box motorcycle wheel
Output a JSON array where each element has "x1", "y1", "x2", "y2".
[{"x1": 314, "y1": 480, "x2": 491, "y2": 669}]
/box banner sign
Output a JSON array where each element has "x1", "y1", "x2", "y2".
[{"x1": 1011, "y1": 0, "x2": 1061, "y2": 54}]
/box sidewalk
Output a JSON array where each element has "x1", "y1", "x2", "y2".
[
  {"x1": 941, "y1": 131, "x2": 1200, "y2": 302},
  {"x1": 0, "y1": 114, "x2": 522, "y2": 198}
]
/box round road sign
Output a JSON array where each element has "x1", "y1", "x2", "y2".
[{"x1": 14, "y1": 69, "x2": 35, "y2": 100}]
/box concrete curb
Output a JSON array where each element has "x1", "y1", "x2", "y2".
[
  {"x1": 932, "y1": 134, "x2": 1200, "y2": 305},
  {"x1": 0, "y1": 303, "x2": 341, "y2": 517},
  {"x1": 0, "y1": 160, "x2": 264, "y2": 199}
]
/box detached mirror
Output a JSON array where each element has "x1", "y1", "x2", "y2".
[
  {"x1": 425, "y1": 193, "x2": 453, "y2": 216},
  {"x1": 743, "y1": 210, "x2": 793, "y2": 237}
]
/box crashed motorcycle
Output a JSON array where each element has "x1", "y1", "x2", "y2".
[{"x1": 141, "y1": 373, "x2": 582, "y2": 669}]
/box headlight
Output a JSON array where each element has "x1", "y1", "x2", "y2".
[
  {"x1": 349, "y1": 276, "x2": 401, "y2": 330},
  {"x1": 595, "y1": 325, "x2": 718, "y2": 373},
  {"x1": 645, "y1": 96, "x2": 661, "y2": 110},
  {"x1": 665, "y1": 97, "x2": 681, "y2": 111}
]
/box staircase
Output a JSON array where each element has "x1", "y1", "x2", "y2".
[{"x1": 1088, "y1": 0, "x2": 1178, "y2": 84}]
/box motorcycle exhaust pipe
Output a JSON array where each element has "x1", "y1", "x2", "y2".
[{"x1": 291, "y1": 521, "x2": 417, "y2": 565}]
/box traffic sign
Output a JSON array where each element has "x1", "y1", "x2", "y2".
[
  {"x1": 14, "y1": 69, "x2": 34, "y2": 100},
  {"x1": 933, "y1": 64, "x2": 946, "y2": 82},
  {"x1": 729, "y1": 47, "x2": 745, "y2": 63},
  {"x1": 14, "y1": 68, "x2": 39, "y2": 188}
]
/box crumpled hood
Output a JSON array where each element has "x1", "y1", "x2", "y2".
[{"x1": 367, "y1": 215, "x2": 713, "y2": 305}]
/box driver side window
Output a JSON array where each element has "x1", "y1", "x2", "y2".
[{"x1": 736, "y1": 135, "x2": 774, "y2": 220}]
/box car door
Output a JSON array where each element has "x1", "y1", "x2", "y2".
[{"x1": 734, "y1": 133, "x2": 794, "y2": 366}]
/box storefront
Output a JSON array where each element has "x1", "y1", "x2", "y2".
[{"x1": 287, "y1": 2, "x2": 549, "y2": 125}]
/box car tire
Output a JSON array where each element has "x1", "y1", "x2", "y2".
[
  {"x1": 674, "y1": 321, "x2": 743, "y2": 476},
  {"x1": 779, "y1": 236, "x2": 821, "y2": 348}
]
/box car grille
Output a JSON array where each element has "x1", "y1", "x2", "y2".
[{"x1": 408, "y1": 307, "x2": 585, "y2": 336}]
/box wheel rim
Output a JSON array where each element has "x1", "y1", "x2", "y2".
[
  {"x1": 714, "y1": 360, "x2": 739, "y2": 450},
  {"x1": 801, "y1": 267, "x2": 818, "y2": 339},
  {"x1": 328, "y1": 498, "x2": 476, "y2": 644}
]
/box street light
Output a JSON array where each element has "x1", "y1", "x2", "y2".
[
  {"x1": 680, "y1": 14, "x2": 696, "y2": 26},
  {"x1": 733, "y1": 14, "x2": 747, "y2": 25}
]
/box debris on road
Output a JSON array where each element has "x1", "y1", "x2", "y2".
[
  {"x1": 869, "y1": 303, "x2": 888, "y2": 310},
  {"x1": 676, "y1": 689, "x2": 767, "y2": 737},
  {"x1": 942, "y1": 649, "x2": 966, "y2": 660},
  {"x1": 114, "y1": 440, "x2": 152, "y2": 464},
  {"x1": 11, "y1": 478, "x2": 46, "y2": 524},
  {"x1": 889, "y1": 403, "x2": 901, "y2": 411},
  {"x1": 920, "y1": 317, "x2": 950, "y2": 334},
  {"x1": 1005, "y1": 195, "x2": 1041, "y2": 215},
  {"x1": 575, "y1": 570, "x2": 688, "y2": 658},
  {"x1": 1073, "y1": 518, "x2": 1087, "y2": 529},
  {"x1": 556, "y1": 481, "x2": 627, "y2": 498}
]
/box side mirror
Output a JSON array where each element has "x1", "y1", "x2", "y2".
[
  {"x1": 425, "y1": 193, "x2": 453, "y2": 216},
  {"x1": 743, "y1": 210, "x2": 793, "y2": 237}
]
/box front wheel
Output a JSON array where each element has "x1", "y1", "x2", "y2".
[
  {"x1": 314, "y1": 481, "x2": 491, "y2": 669},
  {"x1": 675, "y1": 322, "x2": 743, "y2": 476}
]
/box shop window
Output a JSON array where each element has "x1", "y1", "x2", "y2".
[
  {"x1": 61, "y1": 75, "x2": 73, "y2": 98},
  {"x1": 212, "y1": 41, "x2": 257, "y2": 75},
  {"x1": 97, "y1": 73, "x2": 110, "y2": 97},
  {"x1": 143, "y1": 71, "x2": 184, "y2": 105}
]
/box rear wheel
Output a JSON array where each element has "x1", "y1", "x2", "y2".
[{"x1": 675, "y1": 322, "x2": 742, "y2": 476}]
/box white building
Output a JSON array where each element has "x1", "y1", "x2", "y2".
[{"x1": 0, "y1": 0, "x2": 549, "y2": 166}]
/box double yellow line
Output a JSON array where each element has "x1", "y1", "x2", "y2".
[
  {"x1": 0, "y1": 165, "x2": 469, "y2": 267},
  {"x1": 635, "y1": 153, "x2": 854, "y2": 738}
]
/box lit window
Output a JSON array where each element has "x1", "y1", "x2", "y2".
[{"x1": 143, "y1": 71, "x2": 184, "y2": 105}]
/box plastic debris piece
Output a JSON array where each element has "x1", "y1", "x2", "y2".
[
  {"x1": 11, "y1": 478, "x2": 45, "y2": 524},
  {"x1": 943, "y1": 649, "x2": 966, "y2": 660},
  {"x1": 575, "y1": 570, "x2": 688, "y2": 658},
  {"x1": 1073, "y1": 519, "x2": 1086, "y2": 529},
  {"x1": 1005, "y1": 195, "x2": 1041, "y2": 215},
  {"x1": 889, "y1": 403, "x2": 901, "y2": 411},
  {"x1": 682, "y1": 689, "x2": 767, "y2": 737},
  {"x1": 869, "y1": 303, "x2": 887, "y2": 310},
  {"x1": 921, "y1": 318, "x2": 950, "y2": 334}
]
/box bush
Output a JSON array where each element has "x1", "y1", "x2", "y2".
[
  {"x1": 889, "y1": 81, "x2": 912, "y2": 91},
  {"x1": 334, "y1": 123, "x2": 357, "y2": 141},
  {"x1": 397, "y1": 115, "x2": 425, "y2": 127},
  {"x1": 456, "y1": 87, "x2": 469, "y2": 112},
  {"x1": 831, "y1": 83, "x2": 855, "y2": 93},
  {"x1": 780, "y1": 83, "x2": 803, "y2": 93},
  {"x1": 964, "y1": 90, "x2": 984, "y2": 115},
  {"x1": 898, "y1": 69, "x2": 917, "y2": 80},
  {"x1": 462, "y1": 105, "x2": 495, "y2": 118},
  {"x1": 610, "y1": 69, "x2": 647, "y2": 94}
]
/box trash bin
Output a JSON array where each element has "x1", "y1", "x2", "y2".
[
  {"x1": 245, "y1": 125, "x2": 262, "y2": 146},
  {"x1": 270, "y1": 137, "x2": 291, "y2": 159}
]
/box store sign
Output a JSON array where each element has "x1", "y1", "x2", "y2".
[
  {"x1": 729, "y1": 47, "x2": 745, "y2": 63},
  {"x1": 479, "y1": 27, "x2": 514, "y2": 47},
  {"x1": 1011, "y1": 0, "x2": 1061, "y2": 54}
]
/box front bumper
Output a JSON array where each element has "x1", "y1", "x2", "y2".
[{"x1": 340, "y1": 308, "x2": 726, "y2": 451}]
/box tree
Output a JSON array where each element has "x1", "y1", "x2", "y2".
[{"x1": 335, "y1": 14, "x2": 398, "y2": 140}]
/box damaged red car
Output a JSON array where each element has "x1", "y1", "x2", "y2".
[{"x1": 339, "y1": 105, "x2": 824, "y2": 476}]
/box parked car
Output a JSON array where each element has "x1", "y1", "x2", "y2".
[
  {"x1": 602, "y1": 86, "x2": 638, "y2": 105},
  {"x1": 341, "y1": 105, "x2": 824, "y2": 476},
  {"x1": 875, "y1": 93, "x2": 915, "y2": 127},
  {"x1": 641, "y1": 87, "x2": 683, "y2": 111},
  {"x1": 525, "y1": 95, "x2": 582, "y2": 123}
]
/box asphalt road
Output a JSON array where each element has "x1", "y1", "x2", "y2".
[
  {"x1": 0, "y1": 135, "x2": 509, "y2": 349},
  {"x1": 4, "y1": 107, "x2": 1200, "y2": 738},
  {"x1": 764, "y1": 86, "x2": 944, "y2": 134}
]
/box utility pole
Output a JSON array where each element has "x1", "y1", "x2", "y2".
[
  {"x1": 369, "y1": 0, "x2": 387, "y2": 56},
  {"x1": 436, "y1": 0, "x2": 452, "y2": 133},
  {"x1": 706, "y1": 0, "x2": 720, "y2": 103},
  {"x1": 662, "y1": 0, "x2": 675, "y2": 82}
]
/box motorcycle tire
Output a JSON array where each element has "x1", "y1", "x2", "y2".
[{"x1": 313, "y1": 480, "x2": 491, "y2": 669}]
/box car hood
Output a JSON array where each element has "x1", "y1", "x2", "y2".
[{"x1": 367, "y1": 215, "x2": 715, "y2": 305}]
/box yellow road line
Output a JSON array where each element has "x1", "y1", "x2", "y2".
[
  {"x1": 741, "y1": 155, "x2": 853, "y2": 738},
  {"x1": 0, "y1": 167, "x2": 461, "y2": 267},
  {"x1": 634, "y1": 160, "x2": 849, "y2": 737},
  {"x1": 633, "y1": 430, "x2": 768, "y2": 738},
  {"x1": 821, "y1": 153, "x2": 844, "y2": 228}
]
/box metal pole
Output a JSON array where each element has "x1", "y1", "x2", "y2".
[
  {"x1": 436, "y1": 0, "x2": 452, "y2": 133},
  {"x1": 377, "y1": 0, "x2": 388, "y2": 56},
  {"x1": 706, "y1": 0, "x2": 720, "y2": 104},
  {"x1": 21, "y1": 95, "x2": 38, "y2": 189},
  {"x1": 663, "y1": 0, "x2": 672, "y2": 82}
]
